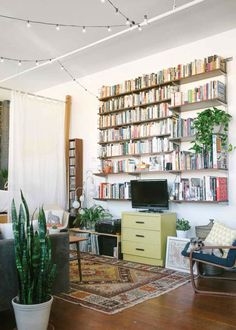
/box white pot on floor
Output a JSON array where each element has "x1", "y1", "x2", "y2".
[
  {"x1": 176, "y1": 230, "x2": 188, "y2": 238},
  {"x1": 12, "y1": 295, "x2": 53, "y2": 330}
]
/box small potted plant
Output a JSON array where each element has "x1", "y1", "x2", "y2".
[
  {"x1": 74, "y1": 205, "x2": 111, "y2": 229},
  {"x1": 191, "y1": 107, "x2": 233, "y2": 153},
  {"x1": 176, "y1": 218, "x2": 191, "y2": 238},
  {"x1": 11, "y1": 192, "x2": 56, "y2": 330}
]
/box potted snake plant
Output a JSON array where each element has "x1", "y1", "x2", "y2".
[{"x1": 11, "y1": 192, "x2": 56, "y2": 330}]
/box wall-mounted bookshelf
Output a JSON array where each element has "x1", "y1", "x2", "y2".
[
  {"x1": 69, "y1": 138, "x2": 83, "y2": 209},
  {"x1": 96, "y1": 55, "x2": 229, "y2": 204}
]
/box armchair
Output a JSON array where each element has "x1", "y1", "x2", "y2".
[{"x1": 187, "y1": 241, "x2": 236, "y2": 296}]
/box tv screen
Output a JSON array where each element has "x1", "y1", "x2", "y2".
[{"x1": 130, "y1": 180, "x2": 169, "y2": 211}]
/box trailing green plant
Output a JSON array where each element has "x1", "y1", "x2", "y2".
[
  {"x1": 74, "y1": 205, "x2": 111, "y2": 228},
  {"x1": 176, "y1": 218, "x2": 191, "y2": 231},
  {"x1": 191, "y1": 107, "x2": 232, "y2": 153},
  {"x1": 12, "y1": 191, "x2": 56, "y2": 304}
]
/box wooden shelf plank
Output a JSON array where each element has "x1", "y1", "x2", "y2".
[
  {"x1": 169, "y1": 98, "x2": 227, "y2": 113},
  {"x1": 170, "y1": 200, "x2": 228, "y2": 204},
  {"x1": 93, "y1": 168, "x2": 227, "y2": 177},
  {"x1": 99, "y1": 151, "x2": 173, "y2": 160},
  {"x1": 94, "y1": 198, "x2": 131, "y2": 201},
  {"x1": 98, "y1": 133, "x2": 171, "y2": 145},
  {"x1": 169, "y1": 136, "x2": 195, "y2": 143}
]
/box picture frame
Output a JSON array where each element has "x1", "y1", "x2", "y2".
[{"x1": 165, "y1": 236, "x2": 191, "y2": 273}]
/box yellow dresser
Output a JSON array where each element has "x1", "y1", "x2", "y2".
[{"x1": 121, "y1": 212, "x2": 176, "y2": 266}]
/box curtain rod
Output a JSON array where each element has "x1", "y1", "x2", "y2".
[{"x1": 0, "y1": 86, "x2": 65, "y2": 103}]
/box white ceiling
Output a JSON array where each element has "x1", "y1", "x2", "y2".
[{"x1": 0, "y1": 0, "x2": 236, "y2": 93}]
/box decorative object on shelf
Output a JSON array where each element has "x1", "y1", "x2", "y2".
[
  {"x1": 11, "y1": 191, "x2": 56, "y2": 330},
  {"x1": 191, "y1": 107, "x2": 232, "y2": 153},
  {"x1": 74, "y1": 205, "x2": 111, "y2": 229},
  {"x1": 165, "y1": 236, "x2": 192, "y2": 273},
  {"x1": 176, "y1": 218, "x2": 191, "y2": 238}
]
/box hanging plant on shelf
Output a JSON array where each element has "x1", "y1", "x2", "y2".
[{"x1": 190, "y1": 107, "x2": 233, "y2": 153}]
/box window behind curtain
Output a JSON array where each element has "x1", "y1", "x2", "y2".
[{"x1": 0, "y1": 100, "x2": 10, "y2": 190}]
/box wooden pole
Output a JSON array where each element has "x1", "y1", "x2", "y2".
[{"x1": 65, "y1": 95, "x2": 71, "y2": 209}]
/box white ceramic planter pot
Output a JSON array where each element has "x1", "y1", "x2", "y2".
[
  {"x1": 12, "y1": 296, "x2": 53, "y2": 330},
  {"x1": 176, "y1": 230, "x2": 188, "y2": 238}
]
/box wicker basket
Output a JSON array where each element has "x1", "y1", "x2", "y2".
[{"x1": 195, "y1": 219, "x2": 214, "y2": 240}]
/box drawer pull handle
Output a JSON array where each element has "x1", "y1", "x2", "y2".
[
  {"x1": 136, "y1": 248, "x2": 144, "y2": 251},
  {"x1": 135, "y1": 221, "x2": 144, "y2": 224},
  {"x1": 136, "y1": 234, "x2": 144, "y2": 238}
]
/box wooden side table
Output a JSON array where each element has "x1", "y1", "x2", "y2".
[{"x1": 69, "y1": 236, "x2": 88, "y2": 281}]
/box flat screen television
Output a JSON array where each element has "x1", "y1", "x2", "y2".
[{"x1": 130, "y1": 179, "x2": 169, "y2": 212}]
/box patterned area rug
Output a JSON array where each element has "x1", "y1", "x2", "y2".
[{"x1": 56, "y1": 253, "x2": 190, "y2": 314}]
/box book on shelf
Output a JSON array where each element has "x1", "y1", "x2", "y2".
[
  {"x1": 171, "y1": 116, "x2": 196, "y2": 139},
  {"x1": 171, "y1": 175, "x2": 228, "y2": 202},
  {"x1": 97, "y1": 182, "x2": 131, "y2": 200},
  {"x1": 99, "y1": 55, "x2": 226, "y2": 98},
  {"x1": 170, "y1": 80, "x2": 226, "y2": 106}
]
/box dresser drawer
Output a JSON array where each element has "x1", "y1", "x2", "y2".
[
  {"x1": 122, "y1": 241, "x2": 161, "y2": 259},
  {"x1": 122, "y1": 228, "x2": 160, "y2": 244},
  {"x1": 122, "y1": 214, "x2": 161, "y2": 231}
]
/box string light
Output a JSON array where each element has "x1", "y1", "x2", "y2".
[
  {"x1": 18, "y1": 61, "x2": 22, "y2": 66},
  {"x1": 0, "y1": 0, "x2": 140, "y2": 30},
  {"x1": 0, "y1": 56, "x2": 53, "y2": 65},
  {"x1": 82, "y1": 26, "x2": 86, "y2": 33},
  {"x1": 107, "y1": 26, "x2": 111, "y2": 32},
  {"x1": 138, "y1": 24, "x2": 142, "y2": 31},
  {"x1": 58, "y1": 61, "x2": 99, "y2": 99}
]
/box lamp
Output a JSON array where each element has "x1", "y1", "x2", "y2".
[{"x1": 70, "y1": 186, "x2": 84, "y2": 216}]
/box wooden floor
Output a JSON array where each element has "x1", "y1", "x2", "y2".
[{"x1": 2, "y1": 282, "x2": 236, "y2": 330}]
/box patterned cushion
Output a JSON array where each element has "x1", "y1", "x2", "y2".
[{"x1": 205, "y1": 222, "x2": 236, "y2": 257}]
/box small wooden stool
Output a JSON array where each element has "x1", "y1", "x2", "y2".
[{"x1": 69, "y1": 236, "x2": 88, "y2": 281}]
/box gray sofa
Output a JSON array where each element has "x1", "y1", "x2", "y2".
[{"x1": 0, "y1": 232, "x2": 70, "y2": 311}]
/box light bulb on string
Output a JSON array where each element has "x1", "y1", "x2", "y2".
[
  {"x1": 18, "y1": 61, "x2": 22, "y2": 66},
  {"x1": 138, "y1": 24, "x2": 142, "y2": 31},
  {"x1": 56, "y1": 24, "x2": 60, "y2": 31},
  {"x1": 35, "y1": 60, "x2": 39, "y2": 66},
  {"x1": 144, "y1": 15, "x2": 148, "y2": 25},
  {"x1": 126, "y1": 18, "x2": 130, "y2": 26},
  {"x1": 107, "y1": 26, "x2": 111, "y2": 32},
  {"x1": 82, "y1": 26, "x2": 86, "y2": 33},
  {"x1": 0, "y1": 57, "x2": 4, "y2": 63},
  {"x1": 27, "y1": 20, "x2": 31, "y2": 28},
  {"x1": 115, "y1": 8, "x2": 119, "y2": 14}
]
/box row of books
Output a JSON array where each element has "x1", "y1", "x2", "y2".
[
  {"x1": 99, "y1": 138, "x2": 173, "y2": 158},
  {"x1": 97, "y1": 182, "x2": 131, "y2": 200},
  {"x1": 171, "y1": 176, "x2": 228, "y2": 202},
  {"x1": 172, "y1": 135, "x2": 227, "y2": 170},
  {"x1": 99, "y1": 55, "x2": 225, "y2": 98},
  {"x1": 98, "y1": 103, "x2": 171, "y2": 129},
  {"x1": 171, "y1": 80, "x2": 225, "y2": 106},
  {"x1": 99, "y1": 86, "x2": 177, "y2": 113},
  {"x1": 98, "y1": 119, "x2": 172, "y2": 143},
  {"x1": 171, "y1": 117, "x2": 196, "y2": 139},
  {"x1": 101, "y1": 159, "x2": 137, "y2": 173}
]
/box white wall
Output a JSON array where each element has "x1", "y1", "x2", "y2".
[{"x1": 41, "y1": 28, "x2": 236, "y2": 231}]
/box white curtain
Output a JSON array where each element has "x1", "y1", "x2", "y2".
[{"x1": 8, "y1": 91, "x2": 66, "y2": 214}]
